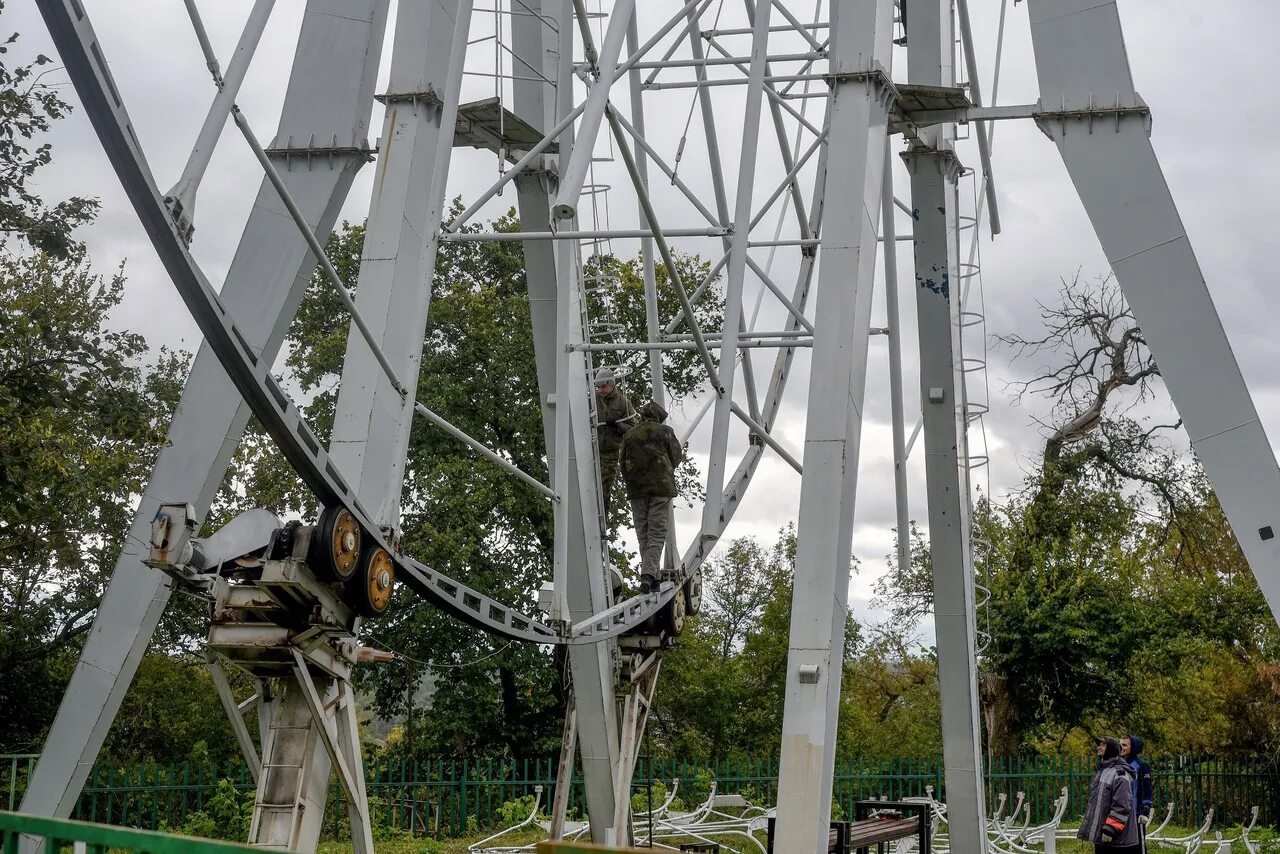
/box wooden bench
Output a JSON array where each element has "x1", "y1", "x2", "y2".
[{"x1": 766, "y1": 800, "x2": 932, "y2": 853}]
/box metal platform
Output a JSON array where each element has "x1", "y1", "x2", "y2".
[{"x1": 454, "y1": 97, "x2": 558, "y2": 160}]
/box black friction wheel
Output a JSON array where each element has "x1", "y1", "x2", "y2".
[
  {"x1": 346, "y1": 546, "x2": 395, "y2": 618},
  {"x1": 308, "y1": 506, "x2": 362, "y2": 582},
  {"x1": 684, "y1": 571, "x2": 703, "y2": 617},
  {"x1": 662, "y1": 585, "x2": 688, "y2": 639}
]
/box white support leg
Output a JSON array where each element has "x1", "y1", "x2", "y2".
[
  {"x1": 328, "y1": 0, "x2": 474, "y2": 529},
  {"x1": 903, "y1": 136, "x2": 988, "y2": 854},
  {"x1": 20, "y1": 0, "x2": 389, "y2": 826},
  {"x1": 1026, "y1": 0, "x2": 1280, "y2": 619},
  {"x1": 249, "y1": 656, "x2": 368, "y2": 854},
  {"x1": 774, "y1": 1, "x2": 894, "y2": 850},
  {"x1": 514, "y1": 3, "x2": 622, "y2": 842},
  {"x1": 205, "y1": 651, "x2": 262, "y2": 782},
  {"x1": 882, "y1": 145, "x2": 913, "y2": 579},
  {"x1": 548, "y1": 697, "x2": 578, "y2": 840},
  {"x1": 289, "y1": 650, "x2": 373, "y2": 854},
  {"x1": 554, "y1": 227, "x2": 624, "y2": 844},
  {"x1": 903, "y1": 1, "x2": 987, "y2": 850}
]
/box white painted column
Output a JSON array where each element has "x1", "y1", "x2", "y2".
[
  {"x1": 328, "y1": 0, "x2": 475, "y2": 529},
  {"x1": 774, "y1": 1, "x2": 895, "y2": 850},
  {"x1": 903, "y1": 1, "x2": 988, "y2": 849}
]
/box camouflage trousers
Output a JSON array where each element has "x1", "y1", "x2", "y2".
[
  {"x1": 600, "y1": 452, "x2": 619, "y2": 514},
  {"x1": 629, "y1": 496, "x2": 671, "y2": 581}
]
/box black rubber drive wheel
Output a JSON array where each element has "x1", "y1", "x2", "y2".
[
  {"x1": 662, "y1": 585, "x2": 688, "y2": 639},
  {"x1": 346, "y1": 546, "x2": 395, "y2": 618},
  {"x1": 308, "y1": 506, "x2": 362, "y2": 582},
  {"x1": 684, "y1": 570, "x2": 703, "y2": 617}
]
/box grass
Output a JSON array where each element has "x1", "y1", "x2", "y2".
[{"x1": 306, "y1": 822, "x2": 1280, "y2": 853}]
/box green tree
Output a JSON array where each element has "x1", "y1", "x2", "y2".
[
  {"x1": 0, "y1": 253, "x2": 187, "y2": 752},
  {"x1": 873, "y1": 273, "x2": 1280, "y2": 757},
  {"x1": 838, "y1": 628, "x2": 942, "y2": 758},
  {"x1": 0, "y1": 8, "x2": 197, "y2": 756},
  {"x1": 101, "y1": 654, "x2": 241, "y2": 767},
  {"x1": 976, "y1": 486, "x2": 1148, "y2": 753},
  {"x1": 0, "y1": 1, "x2": 98, "y2": 256},
  {"x1": 652, "y1": 527, "x2": 865, "y2": 757},
  {"x1": 650, "y1": 537, "x2": 779, "y2": 756}
]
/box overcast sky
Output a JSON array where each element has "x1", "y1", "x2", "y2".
[{"x1": 10, "y1": 1, "x2": 1280, "y2": 641}]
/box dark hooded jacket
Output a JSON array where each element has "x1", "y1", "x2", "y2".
[
  {"x1": 596, "y1": 386, "x2": 637, "y2": 455},
  {"x1": 1078, "y1": 738, "x2": 1138, "y2": 848},
  {"x1": 1126, "y1": 734, "x2": 1154, "y2": 819},
  {"x1": 619, "y1": 401, "x2": 682, "y2": 498}
]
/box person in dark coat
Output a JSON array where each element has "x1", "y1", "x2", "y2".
[
  {"x1": 619, "y1": 400, "x2": 682, "y2": 592},
  {"x1": 1121, "y1": 734, "x2": 1155, "y2": 838},
  {"x1": 1079, "y1": 737, "x2": 1140, "y2": 853},
  {"x1": 594, "y1": 366, "x2": 636, "y2": 514}
]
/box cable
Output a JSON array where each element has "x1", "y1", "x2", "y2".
[
  {"x1": 363, "y1": 633, "x2": 515, "y2": 670},
  {"x1": 671, "y1": 0, "x2": 727, "y2": 183}
]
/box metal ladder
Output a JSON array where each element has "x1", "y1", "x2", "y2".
[{"x1": 247, "y1": 697, "x2": 318, "y2": 848}]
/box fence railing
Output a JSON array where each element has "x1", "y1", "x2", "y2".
[
  {"x1": 2, "y1": 756, "x2": 36, "y2": 812},
  {"x1": 3, "y1": 753, "x2": 1275, "y2": 841},
  {"x1": 0, "y1": 810, "x2": 260, "y2": 854}
]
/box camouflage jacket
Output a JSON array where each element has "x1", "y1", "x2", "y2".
[
  {"x1": 619, "y1": 404, "x2": 683, "y2": 498},
  {"x1": 595, "y1": 389, "x2": 636, "y2": 454}
]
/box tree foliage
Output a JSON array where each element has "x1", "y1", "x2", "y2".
[
  {"x1": 0, "y1": 253, "x2": 188, "y2": 752},
  {"x1": 648, "y1": 527, "x2": 941, "y2": 760},
  {"x1": 0, "y1": 2, "x2": 98, "y2": 256},
  {"x1": 876, "y1": 273, "x2": 1280, "y2": 760}
]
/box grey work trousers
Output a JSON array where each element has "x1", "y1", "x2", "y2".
[{"x1": 629, "y1": 495, "x2": 671, "y2": 580}]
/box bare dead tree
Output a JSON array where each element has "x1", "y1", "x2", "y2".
[{"x1": 998, "y1": 273, "x2": 1194, "y2": 537}]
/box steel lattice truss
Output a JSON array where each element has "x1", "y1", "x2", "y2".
[{"x1": 24, "y1": 1, "x2": 1280, "y2": 853}]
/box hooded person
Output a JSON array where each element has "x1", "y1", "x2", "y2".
[
  {"x1": 1079, "y1": 737, "x2": 1140, "y2": 853},
  {"x1": 1121, "y1": 734, "x2": 1155, "y2": 826},
  {"x1": 594, "y1": 366, "x2": 637, "y2": 514},
  {"x1": 619, "y1": 400, "x2": 683, "y2": 592}
]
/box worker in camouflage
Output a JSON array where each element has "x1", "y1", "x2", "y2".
[
  {"x1": 595, "y1": 366, "x2": 636, "y2": 514},
  {"x1": 619, "y1": 400, "x2": 683, "y2": 592}
]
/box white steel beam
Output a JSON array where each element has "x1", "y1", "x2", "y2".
[
  {"x1": 881, "y1": 144, "x2": 912, "y2": 581},
  {"x1": 955, "y1": 0, "x2": 1001, "y2": 235},
  {"x1": 681, "y1": 0, "x2": 764, "y2": 430},
  {"x1": 703, "y1": 0, "x2": 774, "y2": 541},
  {"x1": 328, "y1": 0, "x2": 474, "y2": 531},
  {"x1": 205, "y1": 652, "x2": 262, "y2": 782},
  {"x1": 514, "y1": 2, "x2": 623, "y2": 842},
  {"x1": 774, "y1": 1, "x2": 894, "y2": 849},
  {"x1": 166, "y1": 0, "x2": 276, "y2": 240},
  {"x1": 449, "y1": 0, "x2": 708, "y2": 231},
  {"x1": 625, "y1": 16, "x2": 680, "y2": 572},
  {"x1": 902, "y1": 2, "x2": 987, "y2": 850},
  {"x1": 679, "y1": 106, "x2": 831, "y2": 575},
  {"x1": 552, "y1": 0, "x2": 636, "y2": 220},
  {"x1": 1026, "y1": 0, "x2": 1280, "y2": 623},
  {"x1": 21, "y1": 0, "x2": 388, "y2": 827}
]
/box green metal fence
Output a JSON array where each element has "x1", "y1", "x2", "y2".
[
  {"x1": 1, "y1": 757, "x2": 36, "y2": 813},
  {"x1": 0, "y1": 810, "x2": 260, "y2": 854},
  {"x1": 3, "y1": 753, "x2": 1275, "y2": 841}
]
